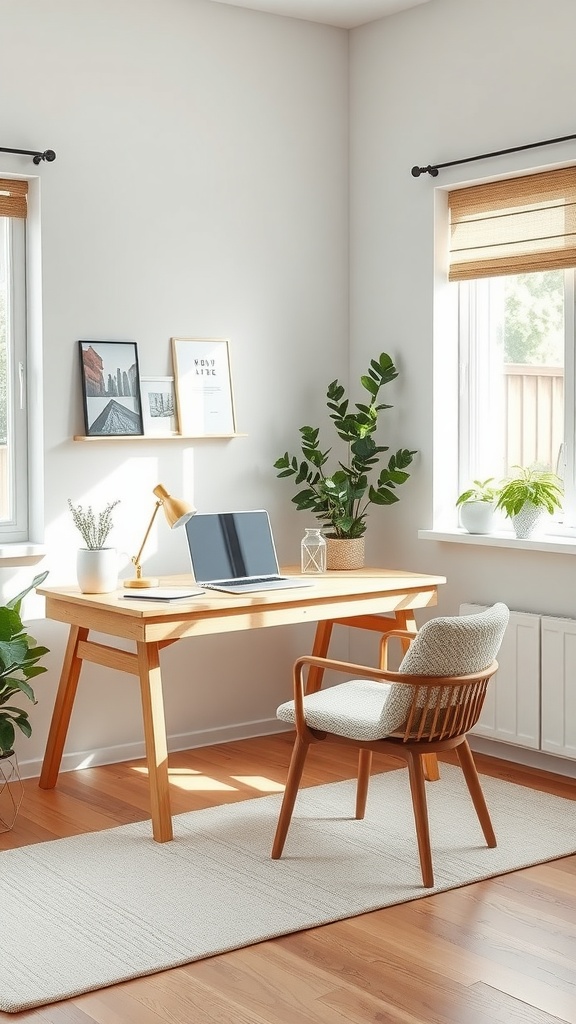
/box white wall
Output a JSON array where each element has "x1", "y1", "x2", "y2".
[
  {"x1": 7, "y1": 0, "x2": 576, "y2": 779},
  {"x1": 350, "y1": 0, "x2": 576, "y2": 626},
  {"x1": 0, "y1": 0, "x2": 349, "y2": 774}
]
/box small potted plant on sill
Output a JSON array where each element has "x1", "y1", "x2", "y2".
[
  {"x1": 68, "y1": 498, "x2": 120, "y2": 593},
  {"x1": 495, "y1": 466, "x2": 563, "y2": 539},
  {"x1": 274, "y1": 352, "x2": 417, "y2": 569},
  {"x1": 0, "y1": 571, "x2": 50, "y2": 831},
  {"x1": 456, "y1": 478, "x2": 500, "y2": 535}
]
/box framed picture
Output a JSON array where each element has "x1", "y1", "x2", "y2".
[
  {"x1": 171, "y1": 337, "x2": 236, "y2": 436},
  {"x1": 140, "y1": 376, "x2": 179, "y2": 436},
  {"x1": 78, "y1": 340, "x2": 144, "y2": 437}
]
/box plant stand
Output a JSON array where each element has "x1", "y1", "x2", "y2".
[{"x1": 0, "y1": 751, "x2": 24, "y2": 832}]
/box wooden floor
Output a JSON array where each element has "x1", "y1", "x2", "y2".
[{"x1": 1, "y1": 734, "x2": 575, "y2": 1024}]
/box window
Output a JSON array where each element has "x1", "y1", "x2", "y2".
[
  {"x1": 0, "y1": 178, "x2": 30, "y2": 544},
  {"x1": 448, "y1": 167, "x2": 576, "y2": 535}
]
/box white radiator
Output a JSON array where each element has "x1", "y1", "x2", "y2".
[{"x1": 460, "y1": 604, "x2": 576, "y2": 760}]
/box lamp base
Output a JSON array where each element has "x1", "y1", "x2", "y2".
[{"x1": 123, "y1": 577, "x2": 160, "y2": 589}]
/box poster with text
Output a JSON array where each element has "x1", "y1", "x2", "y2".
[{"x1": 171, "y1": 337, "x2": 236, "y2": 436}]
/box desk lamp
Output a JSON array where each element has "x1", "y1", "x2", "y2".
[{"x1": 124, "y1": 484, "x2": 196, "y2": 589}]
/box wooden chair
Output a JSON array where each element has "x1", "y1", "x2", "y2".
[{"x1": 271, "y1": 603, "x2": 510, "y2": 887}]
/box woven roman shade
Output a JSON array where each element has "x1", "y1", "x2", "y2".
[
  {"x1": 0, "y1": 178, "x2": 28, "y2": 218},
  {"x1": 448, "y1": 167, "x2": 576, "y2": 280}
]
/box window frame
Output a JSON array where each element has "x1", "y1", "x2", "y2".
[
  {"x1": 425, "y1": 159, "x2": 576, "y2": 552},
  {"x1": 1, "y1": 215, "x2": 28, "y2": 542},
  {"x1": 0, "y1": 175, "x2": 44, "y2": 561}
]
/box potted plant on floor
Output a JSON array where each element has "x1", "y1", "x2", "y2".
[
  {"x1": 495, "y1": 466, "x2": 563, "y2": 538},
  {"x1": 68, "y1": 498, "x2": 120, "y2": 593},
  {"x1": 456, "y1": 478, "x2": 500, "y2": 535},
  {"x1": 0, "y1": 571, "x2": 50, "y2": 831},
  {"x1": 274, "y1": 353, "x2": 417, "y2": 569}
]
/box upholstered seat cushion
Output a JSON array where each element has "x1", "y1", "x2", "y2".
[{"x1": 276, "y1": 679, "x2": 411, "y2": 740}]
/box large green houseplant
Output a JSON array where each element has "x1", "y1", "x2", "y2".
[
  {"x1": 0, "y1": 571, "x2": 50, "y2": 756},
  {"x1": 274, "y1": 353, "x2": 416, "y2": 564}
]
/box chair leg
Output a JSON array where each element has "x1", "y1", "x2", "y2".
[
  {"x1": 423, "y1": 753, "x2": 440, "y2": 782},
  {"x1": 406, "y1": 753, "x2": 434, "y2": 887},
  {"x1": 356, "y1": 749, "x2": 373, "y2": 819},
  {"x1": 456, "y1": 739, "x2": 497, "y2": 848},
  {"x1": 271, "y1": 735, "x2": 310, "y2": 859}
]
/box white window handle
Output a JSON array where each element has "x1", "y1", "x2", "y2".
[{"x1": 556, "y1": 441, "x2": 566, "y2": 479}]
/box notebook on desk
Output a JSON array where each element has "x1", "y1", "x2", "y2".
[{"x1": 184, "y1": 510, "x2": 315, "y2": 594}]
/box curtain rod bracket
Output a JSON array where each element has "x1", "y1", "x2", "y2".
[
  {"x1": 0, "y1": 146, "x2": 56, "y2": 164},
  {"x1": 411, "y1": 165, "x2": 439, "y2": 177},
  {"x1": 33, "y1": 149, "x2": 56, "y2": 165}
]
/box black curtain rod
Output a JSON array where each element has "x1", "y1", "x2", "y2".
[
  {"x1": 411, "y1": 130, "x2": 576, "y2": 178},
  {"x1": 0, "y1": 145, "x2": 56, "y2": 165}
]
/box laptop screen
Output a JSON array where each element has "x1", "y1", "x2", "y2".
[{"x1": 185, "y1": 510, "x2": 280, "y2": 583}]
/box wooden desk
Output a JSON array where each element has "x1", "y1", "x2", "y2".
[{"x1": 37, "y1": 567, "x2": 446, "y2": 842}]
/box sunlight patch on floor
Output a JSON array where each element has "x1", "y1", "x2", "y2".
[
  {"x1": 230, "y1": 775, "x2": 285, "y2": 793},
  {"x1": 130, "y1": 766, "x2": 237, "y2": 792},
  {"x1": 129, "y1": 766, "x2": 285, "y2": 793}
]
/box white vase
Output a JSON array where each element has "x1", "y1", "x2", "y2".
[
  {"x1": 459, "y1": 501, "x2": 495, "y2": 535},
  {"x1": 511, "y1": 503, "x2": 545, "y2": 539},
  {"x1": 76, "y1": 547, "x2": 118, "y2": 594}
]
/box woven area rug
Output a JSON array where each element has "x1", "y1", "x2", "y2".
[{"x1": 1, "y1": 765, "x2": 575, "y2": 1012}]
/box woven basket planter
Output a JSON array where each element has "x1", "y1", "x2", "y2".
[{"x1": 325, "y1": 536, "x2": 365, "y2": 571}]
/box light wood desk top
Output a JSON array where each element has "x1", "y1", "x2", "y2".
[
  {"x1": 38, "y1": 567, "x2": 446, "y2": 842},
  {"x1": 38, "y1": 567, "x2": 446, "y2": 640}
]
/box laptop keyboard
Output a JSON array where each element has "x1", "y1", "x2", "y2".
[{"x1": 205, "y1": 575, "x2": 285, "y2": 587}]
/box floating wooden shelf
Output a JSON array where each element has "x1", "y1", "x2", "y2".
[{"x1": 72, "y1": 433, "x2": 247, "y2": 442}]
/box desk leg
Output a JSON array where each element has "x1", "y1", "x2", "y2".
[
  {"x1": 306, "y1": 620, "x2": 334, "y2": 694},
  {"x1": 395, "y1": 610, "x2": 418, "y2": 635},
  {"x1": 136, "y1": 641, "x2": 173, "y2": 843},
  {"x1": 39, "y1": 625, "x2": 88, "y2": 790}
]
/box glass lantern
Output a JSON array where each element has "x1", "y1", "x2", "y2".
[{"x1": 301, "y1": 527, "x2": 326, "y2": 574}]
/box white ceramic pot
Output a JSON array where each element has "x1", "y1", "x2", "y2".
[
  {"x1": 459, "y1": 501, "x2": 495, "y2": 535},
  {"x1": 76, "y1": 547, "x2": 118, "y2": 594},
  {"x1": 511, "y1": 502, "x2": 545, "y2": 539}
]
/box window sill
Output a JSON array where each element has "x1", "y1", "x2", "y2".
[
  {"x1": 0, "y1": 543, "x2": 47, "y2": 566},
  {"x1": 418, "y1": 528, "x2": 576, "y2": 555}
]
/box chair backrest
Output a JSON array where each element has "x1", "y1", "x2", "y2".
[
  {"x1": 398, "y1": 602, "x2": 510, "y2": 676},
  {"x1": 376, "y1": 603, "x2": 510, "y2": 739}
]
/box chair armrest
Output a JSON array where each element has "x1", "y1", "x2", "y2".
[
  {"x1": 295, "y1": 653, "x2": 498, "y2": 688},
  {"x1": 295, "y1": 653, "x2": 398, "y2": 687}
]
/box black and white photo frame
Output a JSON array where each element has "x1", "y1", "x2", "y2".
[
  {"x1": 78, "y1": 340, "x2": 144, "y2": 437},
  {"x1": 140, "y1": 376, "x2": 179, "y2": 436}
]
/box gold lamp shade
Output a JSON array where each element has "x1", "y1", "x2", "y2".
[{"x1": 124, "y1": 483, "x2": 196, "y2": 589}]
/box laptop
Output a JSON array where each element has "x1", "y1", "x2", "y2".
[{"x1": 185, "y1": 510, "x2": 315, "y2": 593}]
